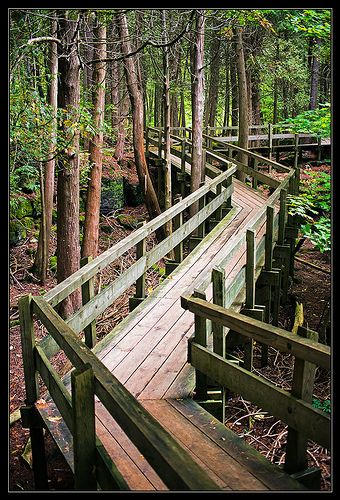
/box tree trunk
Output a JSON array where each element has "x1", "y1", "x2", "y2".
[
  {"x1": 309, "y1": 37, "x2": 321, "y2": 110},
  {"x1": 161, "y1": 10, "x2": 172, "y2": 238},
  {"x1": 223, "y1": 54, "x2": 230, "y2": 132},
  {"x1": 190, "y1": 10, "x2": 205, "y2": 217},
  {"x1": 230, "y1": 57, "x2": 238, "y2": 136},
  {"x1": 34, "y1": 15, "x2": 58, "y2": 283},
  {"x1": 57, "y1": 12, "x2": 81, "y2": 317},
  {"x1": 83, "y1": 12, "x2": 94, "y2": 151},
  {"x1": 82, "y1": 17, "x2": 106, "y2": 260},
  {"x1": 235, "y1": 27, "x2": 247, "y2": 182},
  {"x1": 170, "y1": 48, "x2": 180, "y2": 129},
  {"x1": 116, "y1": 11, "x2": 163, "y2": 235},
  {"x1": 115, "y1": 87, "x2": 129, "y2": 162},
  {"x1": 204, "y1": 34, "x2": 220, "y2": 128}
]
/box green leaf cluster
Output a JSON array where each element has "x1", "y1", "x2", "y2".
[{"x1": 277, "y1": 105, "x2": 330, "y2": 138}]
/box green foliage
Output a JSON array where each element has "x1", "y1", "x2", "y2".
[
  {"x1": 312, "y1": 398, "x2": 331, "y2": 413},
  {"x1": 287, "y1": 169, "x2": 331, "y2": 253},
  {"x1": 277, "y1": 105, "x2": 331, "y2": 138},
  {"x1": 289, "y1": 10, "x2": 331, "y2": 39}
]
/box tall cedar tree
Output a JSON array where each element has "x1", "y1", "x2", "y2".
[
  {"x1": 56, "y1": 12, "x2": 82, "y2": 317},
  {"x1": 190, "y1": 10, "x2": 205, "y2": 217},
  {"x1": 34, "y1": 15, "x2": 58, "y2": 283},
  {"x1": 82, "y1": 18, "x2": 107, "y2": 259},
  {"x1": 235, "y1": 26, "x2": 247, "y2": 182},
  {"x1": 116, "y1": 11, "x2": 164, "y2": 239}
]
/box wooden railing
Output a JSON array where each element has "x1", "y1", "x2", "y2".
[
  {"x1": 19, "y1": 294, "x2": 220, "y2": 491},
  {"x1": 181, "y1": 294, "x2": 331, "y2": 476}
]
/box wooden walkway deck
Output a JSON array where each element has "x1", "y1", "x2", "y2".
[
  {"x1": 79, "y1": 179, "x2": 302, "y2": 490},
  {"x1": 214, "y1": 133, "x2": 330, "y2": 146},
  {"x1": 24, "y1": 139, "x2": 324, "y2": 491}
]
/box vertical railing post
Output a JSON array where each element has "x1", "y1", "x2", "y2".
[
  {"x1": 212, "y1": 267, "x2": 227, "y2": 423},
  {"x1": 81, "y1": 256, "x2": 96, "y2": 349},
  {"x1": 252, "y1": 158, "x2": 258, "y2": 190},
  {"x1": 284, "y1": 327, "x2": 319, "y2": 478},
  {"x1": 72, "y1": 364, "x2": 97, "y2": 491},
  {"x1": 18, "y1": 295, "x2": 48, "y2": 490},
  {"x1": 193, "y1": 290, "x2": 208, "y2": 401},
  {"x1": 129, "y1": 221, "x2": 146, "y2": 311},
  {"x1": 268, "y1": 123, "x2": 273, "y2": 165},
  {"x1": 278, "y1": 188, "x2": 287, "y2": 246},
  {"x1": 201, "y1": 148, "x2": 207, "y2": 183},
  {"x1": 244, "y1": 229, "x2": 256, "y2": 371},
  {"x1": 294, "y1": 133, "x2": 299, "y2": 170},
  {"x1": 157, "y1": 128, "x2": 162, "y2": 159},
  {"x1": 145, "y1": 127, "x2": 150, "y2": 158},
  {"x1": 181, "y1": 139, "x2": 186, "y2": 198},
  {"x1": 317, "y1": 135, "x2": 322, "y2": 162},
  {"x1": 173, "y1": 195, "x2": 184, "y2": 264},
  {"x1": 197, "y1": 182, "x2": 206, "y2": 240}
]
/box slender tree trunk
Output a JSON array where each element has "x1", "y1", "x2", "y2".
[
  {"x1": 282, "y1": 80, "x2": 289, "y2": 118},
  {"x1": 34, "y1": 15, "x2": 58, "y2": 283},
  {"x1": 180, "y1": 90, "x2": 186, "y2": 129},
  {"x1": 190, "y1": 10, "x2": 205, "y2": 217},
  {"x1": 309, "y1": 37, "x2": 321, "y2": 110},
  {"x1": 111, "y1": 54, "x2": 120, "y2": 132},
  {"x1": 223, "y1": 55, "x2": 230, "y2": 132},
  {"x1": 115, "y1": 87, "x2": 129, "y2": 162},
  {"x1": 83, "y1": 13, "x2": 94, "y2": 151},
  {"x1": 161, "y1": 10, "x2": 172, "y2": 238},
  {"x1": 230, "y1": 57, "x2": 238, "y2": 136},
  {"x1": 204, "y1": 34, "x2": 220, "y2": 128},
  {"x1": 116, "y1": 11, "x2": 163, "y2": 235},
  {"x1": 57, "y1": 12, "x2": 81, "y2": 317},
  {"x1": 235, "y1": 27, "x2": 247, "y2": 182},
  {"x1": 170, "y1": 48, "x2": 180, "y2": 129},
  {"x1": 82, "y1": 18, "x2": 106, "y2": 259}
]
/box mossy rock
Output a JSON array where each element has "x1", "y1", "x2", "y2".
[
  {"x1": 15, "y1": 198, "x2": 33, "y2": 219},
  {"x1": 123, "y1": 177, "x2": 144, "y2": 206},
  {"x1": 117, "y1": 214, "x2": 139, "y2": 229},
  {"x1": 100, "y1": 177, "x2": 124, "y2": 215},
  {"x1": 9, "y1": 217, "x2": 34, "y2": 246}
]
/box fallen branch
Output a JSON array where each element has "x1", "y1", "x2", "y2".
[{"x1": 295, "y1": 256, "x2": 330, "y2": 274}]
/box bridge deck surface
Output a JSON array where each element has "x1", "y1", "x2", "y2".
[
  {"x1": 37, "y1": 165, "x2": 305, "y2": 491},
  {"x1": 86, "y1": 180, "x2": 303, "y2": 490}
]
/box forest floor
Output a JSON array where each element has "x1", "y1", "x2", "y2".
[{"x1": 9, "y1": 159, "x2": 331, "y2": 492}]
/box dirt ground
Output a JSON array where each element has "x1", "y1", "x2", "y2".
[{"x1": 9, "y1": 161, "x2": 331, "y2": 492}]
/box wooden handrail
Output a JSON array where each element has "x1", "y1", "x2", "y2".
[
  {"x1": 31, "y1": 296, "x2": 220, "y2": 491},
  {"x1": 44, "y1": 167, "x2": 235, "y2": 308},
  {"x1": 181, "y1": 296, "x2": 330, "y2": 370}
]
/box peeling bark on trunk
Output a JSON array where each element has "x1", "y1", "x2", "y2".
[
  {"x1": 57, "y1": 12, "x2": 81, "y2": 317},
  {"x1": 116, "y1": 11, "x2": 163, "y2": 237},
  {"x1": 230, "y1": 56, "x2": 238, "y2": 136},
  {"x1": 82, "y1": 19, "x2": 106, "y2": 260},
  {"x1": 115, "y1": 87, "x2": 129, "y2": 162},
  {"x1": 223, "y1": 52, "x2": 230, "y2": 132},
  {"x1": 190, "y1": 10, "x2": 205, "y2": 217},
  {"x1": 235, "y1": 27, "x2": 247, "y2": 182},
  {"x1": 34, "y1": 15, "x2": 58, "y2": 283},
  {"x1": 83, "y1": 13, "x2": 94, "y2": 152}
]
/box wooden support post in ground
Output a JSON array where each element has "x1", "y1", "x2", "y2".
[
  {"x1": 166, "y1": 195, "x2": 184, "y2": 275},
  {"x1": 190, "y1": 183, "x2": 206, "y2": 251},
  {"x1": 284, "y1": 327, "x2": 320, "y2": 484},
  {"x1": 192, "y1": 289, "x2": 208, "y2": 401},
  {"x1": 268, "y1": 123, "x2": 273, "y2": 166},
  {"x1": 212, "y1": 267, "x2": 227, "y2": 423},
  {"x1": 278, "y1": 188, "x2": 287, "y2": 246},
  {"x1": 72, "y1": 364, "x2": 97, "y2": 490},
  {"x1": 18, "y1": 295, "x2": 48, "y2": 490},
  {"x1": 252, "y1": 158, "x2": 258, "y2": 190},
  {"x1": 294, "y1": 134, "x2": 299, "y2": 170},
  {"x1": 317, "y1": 135, "x2": 322, "y2": 162},
  {"x1": 180, "y1": 139, "x2": 186, "y2": 198},
  {"x1": 157, "y1": 129, "x2": 163, "y2": 159},
  {"x1": 81, "y1": 256, "x2": 96, "y2": 348},
  {"x1": 244, "y1": 230, "x2": 256, "y2": 371},
  {"x1": 145, "y1": 127, "x2": 150, "y2": 159},
  {"x1": 129, "y1": 221, "x2": 146, "y2": 312}
]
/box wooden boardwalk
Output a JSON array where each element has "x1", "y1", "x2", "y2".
[
  {"x1": 214, "y1": 133, "x2": 330, "y2": 146},
  {"x1": 22, "y1": 137, "x2": 329, "y2": 491},
  {"x1": 82, "y1": 179, "x2": 301, "y2": 490}
]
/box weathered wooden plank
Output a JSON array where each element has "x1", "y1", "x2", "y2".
[
  {"x1": 169, "y1": 398, "x2": 306, "y2": 491},
  {"x1": 95, "y1": 437, "x2": 130, "y2": 491},
  {"x1": 34, "y1": 345, "x2": 73, "y2": 432},
  {"x1": 31, "y1": 297, "x2": 220, "y2": 491},
  {"x1": 181, "y1": 297, "x2": 330, "y2": 370},
  {"x1": 189, "y1": 342, "x2": 330, "y2": 449},
  {"x1": 143, "y1": 399, "x2": 268, "y2": 491}
]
